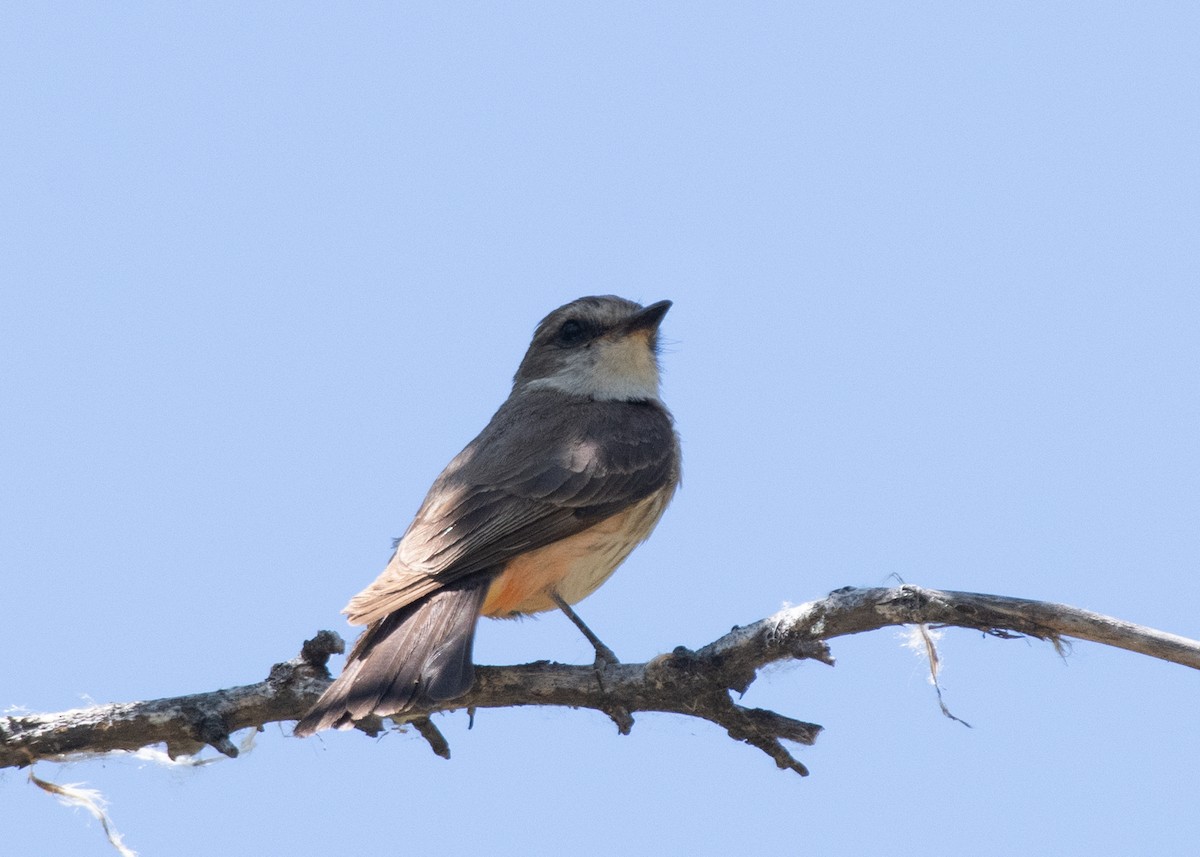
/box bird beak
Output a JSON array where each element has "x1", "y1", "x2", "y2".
[{"x1": 622, "y1": 300, "x2": 672, "y2": 335}]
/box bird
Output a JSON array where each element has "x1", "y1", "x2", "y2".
[{"x1": 294, "y1": 295, "x2": 680, "y2": 736}]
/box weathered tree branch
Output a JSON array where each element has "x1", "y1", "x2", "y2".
[{"x1": 4, "y1": 585, "x2": 1197, "y2": 776}]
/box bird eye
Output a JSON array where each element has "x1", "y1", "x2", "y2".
[{"x1": 556, "y1": 318, "x2": 588, "y2": 346}]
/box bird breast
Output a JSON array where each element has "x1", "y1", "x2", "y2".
[{"x1": 480, "y1": 488, "x2": 673, "y2": 618}]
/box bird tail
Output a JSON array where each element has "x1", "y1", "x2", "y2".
[{"x1": 294, "y1": 576, "x2": 491, "y2": 737}]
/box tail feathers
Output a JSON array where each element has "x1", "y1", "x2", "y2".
[{"x1": 294, "y1": 577, "x2": 491, "y2": 737}]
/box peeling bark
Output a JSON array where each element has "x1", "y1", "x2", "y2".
[{"x1": 4, "y1": 585, "x2": 1197, "y2": 776}]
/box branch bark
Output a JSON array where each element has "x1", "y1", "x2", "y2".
[{"x1": 4, "y1": 585, "x2": 1197, "y2": 776}]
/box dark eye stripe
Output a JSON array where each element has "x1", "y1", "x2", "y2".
[{"x1": 556, "y1": 318, "x2": 590, "y2": 346}]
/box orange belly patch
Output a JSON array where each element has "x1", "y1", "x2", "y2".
[{"x1": 480, "y1": 491, "x2": 670, "y2": 618}]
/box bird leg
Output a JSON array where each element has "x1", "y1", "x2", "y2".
[{"x1": 549, "y1": 591, "x2": 620, "y2": 669}]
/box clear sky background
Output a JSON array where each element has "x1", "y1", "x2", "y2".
[{"x1": 3, "y1": 4, "x2": 1198, "y2": 855}]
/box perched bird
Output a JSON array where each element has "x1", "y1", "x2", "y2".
[{"x1": 294, "y1": 295, "x2": 680, "y2": 736}]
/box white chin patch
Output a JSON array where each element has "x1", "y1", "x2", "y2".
[{"x1": 526, "y1": 335, "x2": 660, "y2": 401}]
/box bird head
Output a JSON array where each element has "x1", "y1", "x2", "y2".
[{"x1": 513, "y1": 295, "x2": 672, "y2": 402}]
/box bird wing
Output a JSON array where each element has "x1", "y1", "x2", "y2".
[{"x1": 343, "y1": 392, "x2": 678, "y2": 625}]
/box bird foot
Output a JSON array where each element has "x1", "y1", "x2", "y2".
[{"x1": 550, "y1": 591, "x2": 621, "y2": 668}]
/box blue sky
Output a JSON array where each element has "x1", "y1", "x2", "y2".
[{"x1": 2, "y1": 3, "x2": 1198, "y2": 855}]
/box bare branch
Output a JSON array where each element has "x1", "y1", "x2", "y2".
[{"x1": 3, "y1": 585, "x2": 1197, "y2": 775}]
